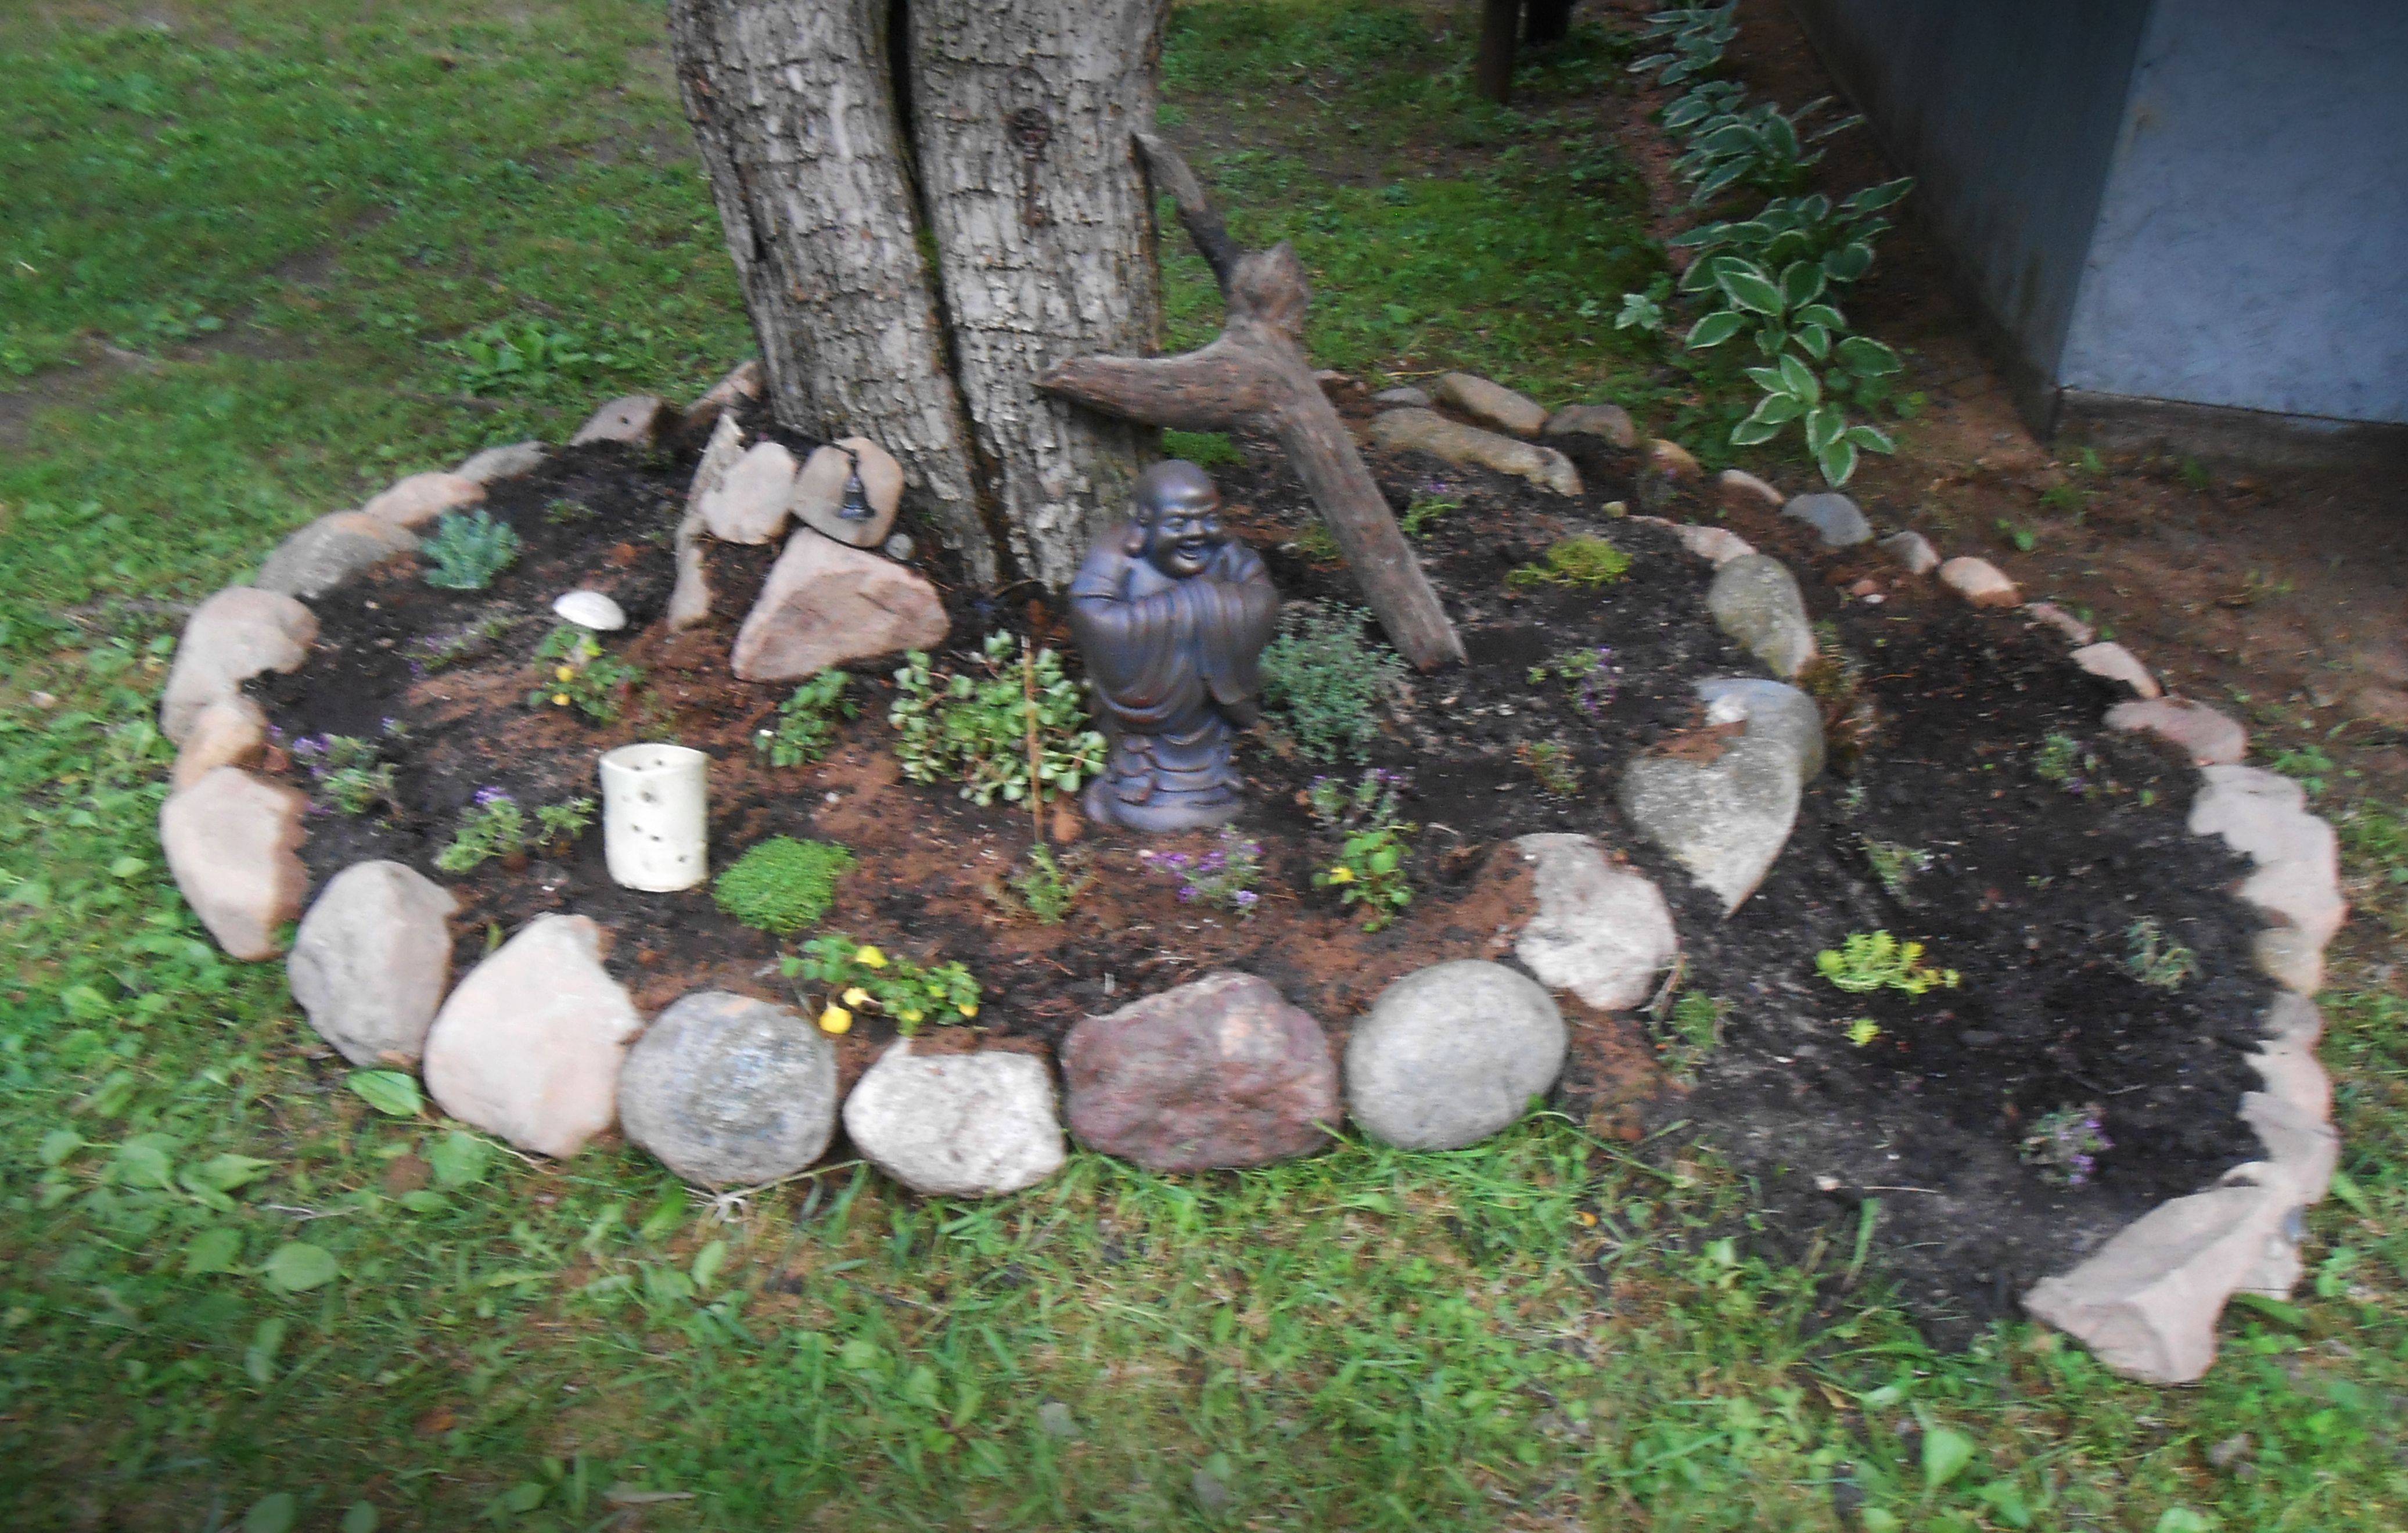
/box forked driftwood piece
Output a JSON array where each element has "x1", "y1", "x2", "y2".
[{"x1": 1038, "y1": 134, "x2": 1466, "y2": 670}]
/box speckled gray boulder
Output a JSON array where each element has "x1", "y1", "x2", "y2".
[
  {"x1": 1620, "y1": 734, "x2": 1802, "y2": 915},
  {"x1": 617, "y1": 991, "x2": 838, "y2": 1188},
  {"x1": 1345, "y1": 961, "x2": 1566, "y2": 1150},
  {"x1": 1706, "y1": 555, "x2": 1817, "y2": 679},
  {"x1": 1782, "y1": 492, "x2": 1873, "y2": 548},
  {"x1": 1697, "y1": 676, "x2": 1825, "y2": 781}
]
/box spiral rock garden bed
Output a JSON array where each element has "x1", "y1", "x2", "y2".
[{"x1": 154, "y1": 366, "x2": 2345, "y2": 1384}]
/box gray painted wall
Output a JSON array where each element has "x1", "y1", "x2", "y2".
[
  {"x1": 1784, "y1": 0, "x2": 2154, "y2": 400},
  {"x1": 2058, "y1": 0, "x2": 2408, "y2": 427},
  {"x1": 1788, "y1": 0, "x2": 2408, "y2": 437}
]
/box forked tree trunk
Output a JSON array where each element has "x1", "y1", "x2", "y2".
[{"x1": 667, "y1": 0, "x2": 1167, "y2": 588}]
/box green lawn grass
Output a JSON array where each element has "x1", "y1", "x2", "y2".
[{"x1": 3, "y1": 3, "x2": 2403, "y2": 1529}]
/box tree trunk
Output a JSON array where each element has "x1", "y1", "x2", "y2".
[
  {"x1": 667, "y1": 0, "x2": 1168, "y2": 588},
  {"x1": 1474, "y1": 0, "x2": 1522, "y2": 105},
  {"x1": 1525, "y1": 0, "x2": 1575, "y2": 48},
  {"x1": 1040, "y1": 136, "x2": 1466, "y2": 672}
]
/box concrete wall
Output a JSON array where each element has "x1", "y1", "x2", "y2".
[
  {"x1": 1782, "y1": 0, "x2": 2154, "y2": 405},
  {"x1": 2057, "y1": 0, "x2": 2408, "y2": 429},
  {"x1": 1788, "y1": 0, "x2": 2408, "y2": 450}
]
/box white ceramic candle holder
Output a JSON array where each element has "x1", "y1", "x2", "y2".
[{"x1": 599, "y1": 743, "x2": 709, "y2": 893}]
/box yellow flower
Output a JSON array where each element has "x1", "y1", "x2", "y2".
[
  {"x1": 957, "y1": 1002, "x2": 978, "y2": 1019},
  {"x1": 818, "y1": 1005, "x2": 854, "y2": 1035},
  {"x1": 555, "y1": 665, "x2": 576, "y2": 682},
  {"x1": 854, "y1": 945, "x2": 888, "y2": 969},
  {"x1": 842, "y1": 987, "x2": 872, "y2": 1009},
  {"x1": 900, "y1": 1008, "x2": 923, "y2": 1025},
  {"x1": 1573, "y1": 1210, "x2": 1599, "y2": 1228},
  {"x1": 1326, "y1": 866, "x2": 1356, "y2": 884},
  {"x1": 551, "y1": 692, "x2": 571, "y2": 707}
]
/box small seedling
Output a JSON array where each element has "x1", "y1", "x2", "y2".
[
  {"x1": 1291, "y1": 521, "x2": 1342, "y2": 563},
  {"x1": 755, "y1": 670, "x2": 857, "y2": 767},
  {"x1": 712, "y1": 836, "x2": 855, "y2": 935},
  {"x1": 784, "y1": 936, "x2": 979, "y2": 1036},
  {"x1": 2021, "y1": 1103, "x2": 2111, "y2": 1187},
  {"x1": 1816, "y1": 930, "x2": 1958, "y2": 995},
  {"x1": 2033, "y1": 730, "x2": 2098, "y2": 794},
  {"x1": 1000, "y1": 844, "x2": 1094, "y2": 926},
  {"x1": 1994, "y1": 517, "x2": 2039, "y2": 553},
  {"x1": 420, "y1": 508, "x2": 523, "y2": 591},
  {"x1": 1527, "y1": 645, "x2": 1620, "y2": 717},
  {"x1": 2122, "y1": 917, "x2": 2199, "y2": 991},
  {"x1": 411, "y1": 615, "x2": 513, "y2": 674},
  {"x1": 1659, "y1": 991, "x2": 1726, "y2": 1082},
  {"x1": 1845, "y1": 1018, "x2": 1881, "y2": 1048},
  {"x1": 1519, "y1": 738, "x2": 1582, "y2": 796},
  {"x1": 1141, "y1": 827, "x2": 1264, "y2": 917},
  {"x1": 290, "y1": 732, "x2": 397, "y2": 816},
  {"x1": 529, "y1": 625, "x2": 643, "y2": 723},
  {"x1": 1400, "y1": 493, "x2": 1461, "y2": 539},
  {"x1": 542, "y1": 496, "x2": 594, "y2": 526},
  {"x1": 1309, "y1": 769, "x2": 1416, "y2": 931},
  {"x1": 433, "y1": 788, "x2": 594, "y2": 873},
  {"x1": 1260, "y1": 602, "x2": 1406, "y2": 763},
  {"x1": 1861, "y1": 838, "x2": 1930, "y2": 900},
  {"x1": 1507, "y1": 536, "x2": 1631, "y2": 589}
]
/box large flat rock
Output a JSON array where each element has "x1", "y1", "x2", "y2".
[
  {"x1": 1368, "y1": 408, "x2": 1582, "y2": 496},
  {"x1": 1620, "y1": 733, "x2": 1802, "y2": 915},
  {"x1": 730, "y1": 531, "x2": 950, "y2": 682}
]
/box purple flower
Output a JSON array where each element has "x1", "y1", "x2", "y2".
[
  {"x1": 1233, "y1": 890, "x2": 1259, "y2": 907},
  {"x1": 473, "y1": 786, "x2": 513, "y2": 807}
]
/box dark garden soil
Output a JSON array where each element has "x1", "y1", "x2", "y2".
[{"x1": 251, "y1": 387, "x2": 2277, "y2": 1339}]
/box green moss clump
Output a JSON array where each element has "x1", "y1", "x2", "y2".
[
  {"x1": 711, "y1": 837, "x2": 856, "y2": 935},
  {"x1": 1507, "y1": 536, "x2": 1631, "y2": 589}
]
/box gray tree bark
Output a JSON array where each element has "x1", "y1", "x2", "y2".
[{"x1": 667, "y1": 0, "x2": 1167, "y2": 588}]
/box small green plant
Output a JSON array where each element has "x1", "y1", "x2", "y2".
[
  {"x1": 2020, "y1": 1102, "x2": 2111, "y2": 1187},
  {"x1": 2033, "y1": 730, "x2": 2100, "y2": 793},
  {"x1": 784, "y1": 935, "x2": 980, "y2": 1036},
  {"x1": 1996, "y1": 517, "x2": 2040, "y2": 552},
  {"x1": 1141, "y1": 828, "x2": 1264, "y2": 917},
  {"x1": 2122, "y1": 917, "x2": 2200, "y2": 991},
  {"x1": 2177, "y1": 456, "x2": 2212, "y2": 492},
  {"x1": 1816, "y1": 930, "x2": 1959, "y2": 995},
  {"x1": 1507, "y1": 537, "x2": 1631, "y2": 589},
  {"x1": 1528, "y1": 645, "x2": 1621, "y2": 718},
  {"x1": 1660, "y1": 991, "x2": 1727, "y2": 1082},
  {"x1": 1400, "y1": 494, "x2": 1461, "y2": 539},
  {"x1": 1000, "y1": 844, "x2": 1094, "y2": 926},
  {"x1": 755, "y1": 670, "x2": 857, "y2": 767},
  {"x1": 1672, "y1": 95, "x2": 1858, "y2": 205},
  {"x1": 1291, "y1": 521, "x2": 1342, "y2": 563},
  {"x1": 1519, "y1": 738, "x2": 1582, "y2": 797},
  {"x1": 712, "y1": 836, "x2": 856, "y2": 935},
  {"x1": 1160, "y1": 430, "x2": 1246, "y2": 468},
  {"x1": 1308, "y1": 769, "x2": 1415, "y2": 931},
  {"x1": 1861, "y1": 838, "x2": 1930, "y2": 900},
  {"x1": 420, "y1": 508, "x2": 523, "y2": 591},
  {"x1": 529, "y1": 625, "x2": 644, "y2": 723},
  {"x1": 543, "y1": 496, "x2": 594, "y2": 526},
  {"x1": 1260, "y1": 602, "x2": 1406, "y2": 763},
  {"x1": 890, "y1": 634, "x2": 1105, "y2": 806},
  {"x1": 1629, "y1": 3, "x2": 1738, "y2": 89},
  {"x1": 411, "y1": 615, "x2": 513, "y2": 674},
  {"x1": 1845, "y1": 1018, "x2": 1882, "y2": 1047},
  {"x1": 290, "y1": 732, "x2": 396, "y2": 816},
  {"x1": 433, "y1": 788, "x2": 595, "y2": 874},
  {"x1": 447, "y1": 318, "x2": 599, "y2": 397}
]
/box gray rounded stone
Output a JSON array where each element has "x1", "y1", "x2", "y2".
[
  {"x1": 289, "y1": 860, "x2": 459, "y2": 1067},
  {"x1": 843, "y1": 1042, "x2": 1065, "y2": 1197},
  {"x1": 1619, "y1": 734, "x2": 1803, "y2": 915},
  {"x1": 1782, "y1": 492, "x2": 1873, "y2": 548},
  {"x1": 1344, "y1": 961, "x2": 1566, "y2": 1150},
  {"x1": 1705, "y1": 555, "x2": 1817, "y2": 679},
  {"x1": 618, "y1": 991, "x2": 838, "y2": 1188}
]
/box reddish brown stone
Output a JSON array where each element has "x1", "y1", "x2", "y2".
[{"x1": 1062, "y1": 971, "x2": 1337, "y2": 1171}]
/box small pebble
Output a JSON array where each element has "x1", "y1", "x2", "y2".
[{"x1": 883, "y1": 532, "x2": 915, "y2": 562}]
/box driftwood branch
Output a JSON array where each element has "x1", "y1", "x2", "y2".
[{"x1": 1038, "y1": 135, "x2": 1465, "y2": 671}]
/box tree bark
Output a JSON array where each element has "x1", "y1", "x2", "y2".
[
  {"x1": 667, "y1": 0, "x2": 1169, "y2": 588},
  {"x1": 1039, "y1": 136, "x2": 1465, "y2": 672},
  {"x1": 1474, "y1": 0, "x2": 1522, "y2": 105},
  {"x1": 1525, "y1": 0, "x2": 1575, "y2": 48}
]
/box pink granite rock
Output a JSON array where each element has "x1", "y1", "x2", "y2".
[
  {"x1": 160, "y1": 586, "x2": 317, "y2": 742},
  {"x1": 2071, "y1": 642, "x2": 2161, "y2": 697},
  {"x1": 570, "y1": 394, "x2": 673, "y2": 447},
  {"x1": 792, "y1": 436, "x2": 904, "y2": 549},
  {"x1": 171, "y1": 696, "x2": 269, "y2": 791},
  {"x1": 361, "y1": 472, "x2": 484, "y2": 531},
  {"x1": 1939, "y1": 555, "x2": 2019, "y2": 607},
  {"x1": 1716, "y1": 469, "x2": 1783, "y2": 512},
  {"x1": 730, "y1": 532, "x2": 950, "y2": 682},
  {"x1": 2106, "y1": 697, "x2": 2247, "y2": 765},
  {"x1": 159, "y1": 767, "x2": 309, "y2": 960},
  {"x1": 699, "y1": 441, "x2": 800, "y2": 545}
]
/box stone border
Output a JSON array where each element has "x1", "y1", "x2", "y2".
[{"x1": 153, "y1": 370, "x2": 2342, "y2": 1384}]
